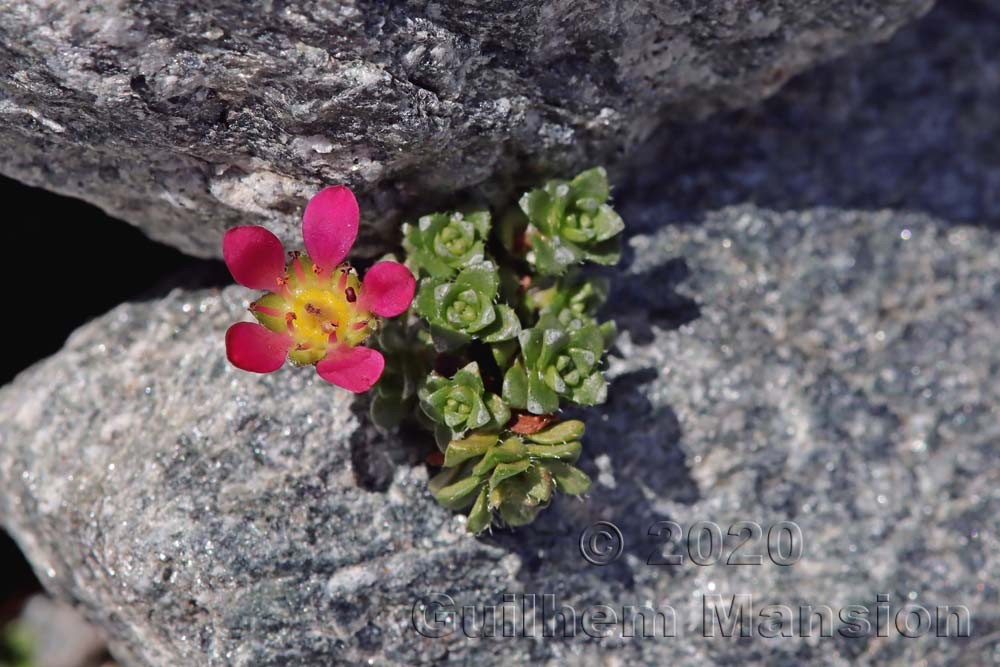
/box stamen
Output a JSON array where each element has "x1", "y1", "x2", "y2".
[
  {"x1": 305, "y1": 303, "x2": 322, "y2": 315},
  {"x1": 345, "y1": 286, "x2": 357, "y2": 303},
  {"x1": 285, "y1": 312, "x2": 297, "y2": 332},
  {"x1": 274, "y1": 275, "x2": 292, "y2": 298},
  {"x1": 294, "y1": 342, "x2": 312, "y2": 351},
  {"x1": 338, "y1": 269, "x2": 349, "y2": 290},
  {"x1": 321, "y1": 321, "x2": 338, "y2": 334},
  {"x1": 352, "y1": 320, "x2": 368, "y2": 330},
  {"x1": 293, "y1": 256, "x2": 306, "y2": 284}
]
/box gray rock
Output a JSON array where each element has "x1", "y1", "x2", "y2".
[
  {"x1": 16, "y1": 594, "x2": 109, "y2": 667},
  {"x1": 621, "y1": 0, "x2": 1000, "y2": 234},
  {"x1": 2, "y1": 203, "x2": 999, "y2": 666},
  {"x1": 0, "y1": 0, "x2": 931, "y2": 258},
  {"x1": 0, "y1": 286, "x2": 522, "y2": 666}
]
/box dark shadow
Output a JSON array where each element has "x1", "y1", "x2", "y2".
[
  {"x1": 347, "y1": 398, "x2": 432, "y2": 493},
  {"x1": 0, "y1": 176, "x2": 224, "y2": 385},
  {"x1": 606, "y1": 257, "x2": 700, "y2": 345},
  {"x1": 484, "y1": 245, "x2": 704, "y2": 591},
  {"x1": 617, "y1": 0, "x2": 1000, "y2": 233},
  {"x1": 0, "y1": 530, "x2": 40, "y2": 627}
]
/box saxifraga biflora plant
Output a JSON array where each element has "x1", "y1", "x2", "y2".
[{"x1": 371, "y1": 167, "x2": 624, "y2": 533}]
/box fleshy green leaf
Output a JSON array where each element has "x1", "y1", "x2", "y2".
[
  {"x1": 525, "y1": 440, "x2": 582, "y2": 462},
  {"x1": 370, "y1": 392, "x2": 408, "y2": 430},
  {"x1": 485, "y1": 393, "x2": 511, "y2": 428},
  {"x1": 454, "y1": 263, "x2": 500, "y2": 296},
  {"x1": 570, "y1": 167, "x2": 610, "y2": 202},
  {"x1": 526, "y1": 372, "x2": 559, "y2": 414},
  {"x1": 523, "y1": 465, "x2": 553, "y2": 504},
  {"x1": 546, "y1": 461, "x2": 592, "y2": 495},
  {"x1": 491, "y1": 339, "x2": 519, "y2": 368},
  {"x1": 525, "y1": 419, "x2": 586, "y2": 444},
  {"x1": 472, "y1": 437, "x2": 528, "y2": 476},
  {"x1": 489, "y1": 459, "x2": 532, "y2": 489},
  {"x1": 502, "y1": 363, "x2": 528, "y2": 409},
  {"x1": 481, "y1": 304, "x2": 521, "y2": 342},
  {"x1": 430, "y1": 473, "x2": 483, "y2": 509},
  {"x1": 466, "y1": 486, "x2": 492, "y2": 534},
  {"x1": 444, "y1": 431, "x2": 498, "y2": 467}
]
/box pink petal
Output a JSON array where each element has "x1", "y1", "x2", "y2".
[
  {"x1": 226, "y1": 322, "x2": 291, "y2": 373},
  {"x1": 223, "y1": 226, "x2": 286, "y2": 290},
  {"x1": 316, "y1": 346, "x2": 385, "y2": 393},
  {"x1": 302, "y1": 185, "x2": 359, "y2": 271},
  {"x1": 361, "y1": 261, "x2": 416, "y2": 317}
]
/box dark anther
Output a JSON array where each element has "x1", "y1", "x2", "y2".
[{"x1": 345, "y1": 287, "x2": 357, "y2": 302}]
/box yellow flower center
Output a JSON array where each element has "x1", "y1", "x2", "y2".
[{"x1": 249, "y1": 254, "x2": 377, "y2": 366}]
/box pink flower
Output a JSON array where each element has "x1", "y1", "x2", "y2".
[{"x1": 223, "y1": 186, "x2": 416, "y2": 392}]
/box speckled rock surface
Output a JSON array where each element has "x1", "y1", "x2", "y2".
[
  {"x1": 0, "y1": 0, "x2": 932, "y2": 258},
  {"x1": 2, "y1": 204, "x2": 998, "y2": 665},
  {"x1": 0, "y1": 286, "x2": 523, "y2": 666},
  {"x1": 621, "y1": 0, "x2": 1000, "y2": 233}
]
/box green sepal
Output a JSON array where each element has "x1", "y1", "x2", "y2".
[
  {"x1": 250, "y1": 292, "x2": 287, "y2": 333},
  {"x1": 287, "y1": 345, "x2": 326, "y2": 367}
]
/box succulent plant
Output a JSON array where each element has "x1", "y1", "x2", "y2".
[
  {"x1": 391, "y1": 167, "x2": 621, "y2": 530},
  {"x1": 428, "y1": 421, "x2": 592, "y2": 533},
  {"x1": 369, "y1": 317, "x2": 434, "y2": 430},
  {"x1": 528, "y1": 272, "x2": 615, "y2": 336},
  {"x1": 403, "y1": 210, "x2": 491, "y2": 279},
  {"x1": 415, "y1": 262, "x2": 521, "y2": 347},
  {"x1": 418, "y1": 362, "x2": 510, "y2": 443},
  {"x1": 228, "y1": 168, "x2": 624, "y2": 533},
  {"x1": 502, "y1": 316, "x2": 608, "y2": 414},
  {"x1": 519, "y1": 166, "x2": 625, "y2": 276}
]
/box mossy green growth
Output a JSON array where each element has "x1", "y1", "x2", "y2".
[
  {"x1": 519, "y1": 167, "x2": 624, "y2": 276},
  {"x1": 429, "y1": 422, "x2": 591, "y2": 533},
  {"x1": 380, "y1": 166, "x2": 623, "y2": 532}
]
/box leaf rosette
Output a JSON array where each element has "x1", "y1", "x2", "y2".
[
  {"x1": 503, "y1": 316, "x2": 608, "y2": 414},
  {"x1": 415, "y1": 262, "x2": 521, "y2": 347},
  {"x1": 403, "y1": 210, "x2": 491, "y2": 279},
  {"x1": 519, "y1": 167, "x2": 625, "y2": 275},
  {"x1": 429, "y1": 422, "x2": 592, "y2": 533},
  {"x1": 419, "y1": 362, "x2": 510, "y2": 442}
]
